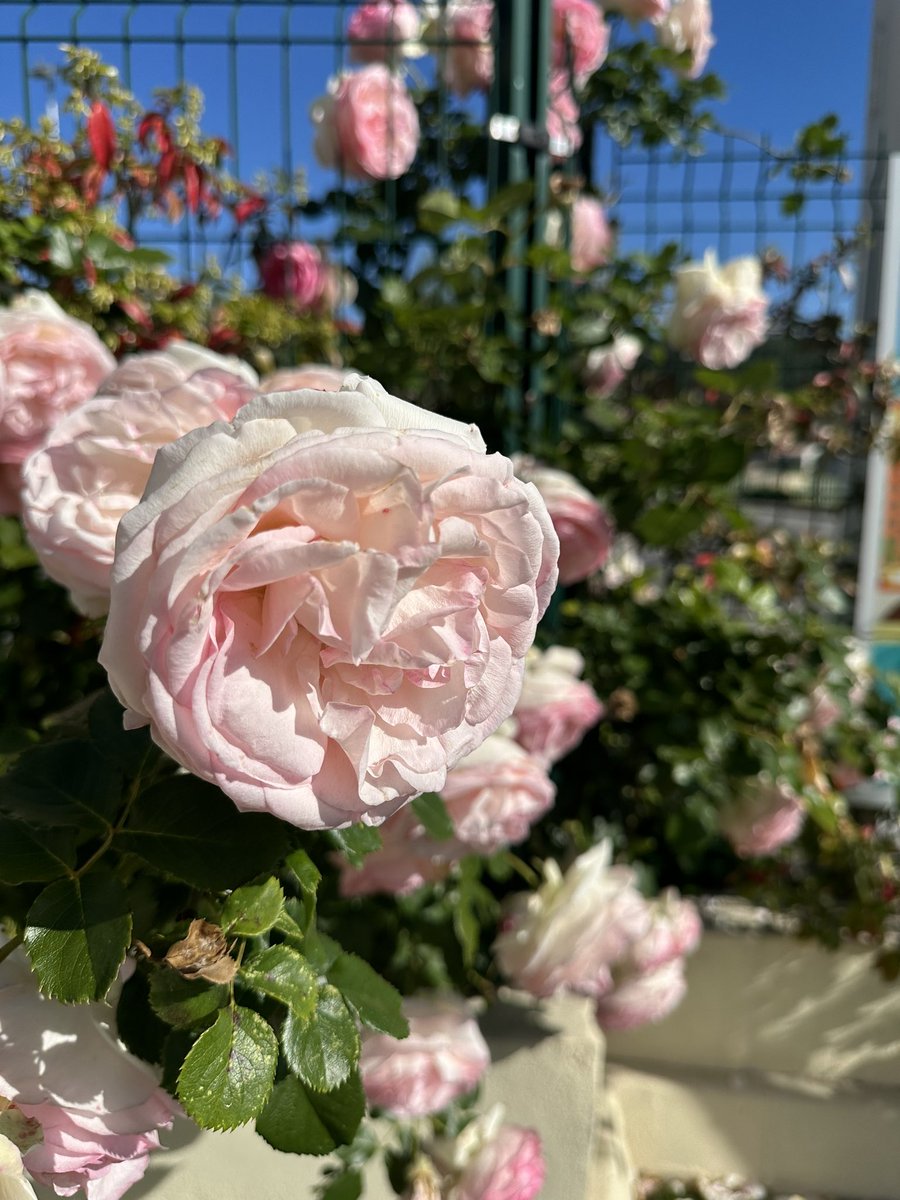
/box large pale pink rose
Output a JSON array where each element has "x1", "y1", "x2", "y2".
[
  {"x1": 604, "y1": 0, "x2": 670, "y2": 20},
  {"x1": 512, "y1": 646, "x2": 603, "y2": 766},
  {"x1": 594, "y1": 958, "x2": 687, "y2": 1032},
  {"x1": 0, "y1": 954, "x2": 177, "y2": 1200},
  {"x1": 452, "y1": 1121, "x2": 546, "y2": 1200},
  {"x1": 21, "y1": 345, "x2": 258, "y2": 616},
  {"x1": 720, "y1": 779, "x2": 806, "y2": 858},
  {"x1": 546, "y1": 71, "x2": 582, "y2": 159},
  {"x1": 440, "y1": 730, "x2": 555, "y2": 853},
  {"x1": 511, "y1": 457, "x2": 612, "y2": 586},
  {"x1": 0, "y1": 291, "x2": 115, "y2": 513},
  {"x1": 493, "y1": 841, "x2": 650, "y2": 999},
  {"x1": 360, "y1": 996, "x2": 490, "y2": 1118},
  {"x1": 312, "y1": 66, "x2": 420, "y2": 181},
  {"x1": 656, "y1": 0, "x2": 714, "y2": 77},
  {"x1": 552, "y1": 0, "x2": 609, "y2": 83},
  {"x1": 583, "y1": 333, "x2": 642, "y2": 398},
  {"x1": 258, "y1": 242, "x2": 333, "y2": 310},
  {"x1": 348, "y1": 2, "x2": 422, "y2": 63},
  {"x1": 259, "y1": 364, "x2": 352, "y2": 394},
  {"x1": 338, "y1": 804, "x2": 462, "y2": 896},
  {"x1": 668, "y1": 251, "x2": 768, "y2": 370},
  {"x1": 442, "y1": 3, "x2": 495, "y2": 98},
  {"x1": 99, "y1": 375, "x2": 558, "y2": 830}
]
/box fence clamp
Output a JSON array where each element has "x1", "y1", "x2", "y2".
[{"x1": 488, "y1": 113, "x2": 574, "y2": 159}]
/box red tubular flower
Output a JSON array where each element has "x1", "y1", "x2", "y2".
[
  {"x1": 137, "y1": 112, "x2": 172, "y2": 153},
  {"x1": 87, "y1": 100, "x2": 117, "y2": 171},
  {"x1": 234, "y1": 194, "x2": 267, "y2": 225}
]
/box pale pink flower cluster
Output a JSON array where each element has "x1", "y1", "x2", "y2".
[
  {"x1": 347, "y1": 2, "x2": 423, "y2": 64},
  {"x1": 441, "y1": 2, "x2": 495, "y2": 98},
  {"x1": 312, "y1": 65, "x2": 421, "y2": 180},
  {"x1": 99, "y1": 374, "x2": 558, "y2": 831},
  {"x1": 583, "y1": 333, "x2": 642, "y2": 398},
  {"x1": 511, "y1": 456, "x2": 612, "y2": 586},
  {"x1": 494, "y1": 842, "x2": 701, "y2": 1031},
  {"x1": 551, "y1": 0, "x2": 609, "y2": 83},
  {"x1": 720, "y1": 779, "x2": 806, "y2": 858},
  {"x1": 21, "y1": 343, "x2": 257, "y2": 616},
  {"x1": 668, "y1": 251, "x2": 768, "y2": 370},
  {"x1": 360, "y1": 995, "x2": 490, "y2": 1117},
  {"x1": 512, "y1": 646, "x2": 603, "y2": 766},
  {"x1": 656, "y1": 0, "x2": 714, "y2": 78},
  {"x1": 0, "y1": 954, "x2": 177, "y2": 1200},
  {"x1": 258, "y1": 242, "x2": 343, "y2": 312},
  {"x1": 0, "y1": 291, "x2": 115, "y2": 513}
]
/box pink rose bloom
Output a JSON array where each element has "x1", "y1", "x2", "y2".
[
  {"x1": 569, "y1": 195, "x2": 613, "y2": 273},
  {"x1": 604, "y1": 0, "x2": 670, "y2": 21},
  {"x1": 348, "y1": 2, "x2": 422, "y2": 63},
  {"x1": 0, "y1": 953, "x2": 177, "y2": 1200},
  {"x1": 656, "y1": 0, "x2": 714, "y2": 77},
  {"x1": 21, "y1": 345, "x2": 258, "y2": 616},
  {"x1": 668, "y1": 251, "x2": 768, "y2": 370},
  {"x1": 552, "y1": 0, "x2": 609, "y2": 83},
  {"x1": 583, "y1": 333, "x2": 642, "y2": 398},
  {"x1": 0, "y1": 291, "x2": 115, "y2": 513},
  {"x1": 360, "y1": 996, "x2": 490, "y2": 1118},
  {"x1": 338, "y1": 804, "x2": 462, "y2": 896},
  {"x1": 258, "y1": 242, "x2": 332, "y2": 310},
  {"x1": 493, "y1": 841, "x2": 650, "y2": 999},
  {"x1": 99, "y1": 374, "x2": 558, "y2": 830},
  {"x1": 720, "y1": 779, "x2": 806, "y2": 858},
  {"x1": 440, "y1": 731, "x2": 555, "y2": 853},
  {"x1": 629, "y1": 888, "x2": 702, "y2": 973},
  {"x1": 594, "y1": 958, "x2": 687, "y2": 1032},
  {"x1": 312, "y1": 65, "x2": 420, "y2": 181},
  {"x1": 512, "y1": 456, "x2": 612, "y2": 586},
  {"x1": 452, "y1": 1122, "x2": 546, "y2": 1200},
  {"x1": 546, "y1": 71, "x2": 582, "y2": 159},
  {"x1": 259, "y1": 364, "x2": 352, "y2": 394},
  {"x1": 442, "y1": 3, "x2": 495, "y2": 97},
  {"x1": 512, "y1": 646, "x2": 603, "y2": 766}
]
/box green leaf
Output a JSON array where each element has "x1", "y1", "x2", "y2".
[
  {"x1": 327, "y1": 824, "x2": 382, "y2": 868},
  {"x1": 256, "y1": 1072, "x2": 365, "y2": 1156},
  {"x1": 411, "y1": 792, "x2": 455, "y2": 841},
  {"x1": 0, "y1": 741, "x2": 123, "y2": 832},
  {"x1": 302, "y1": 928, "x2": 343, "y2": 973},
  {"x1": 117, "y1": 776, "x2": 290, "y2": 890},
  {"x1": 281, "y1": 983, "x2": 360, "y2": 1092},
  {"x1": 88, "y1": 690, "x2": 153, "y2": 775},
  {"x1": 285, "y1": 848, "x2": 321, "y2": 932},
  {"x1": 328, "y1": 953, "x2": 408, "y2": 1038},
  {"x1": 24, "y1": 871, "x2": 132, "y2": 1002},
  {"x1": 221, "y1": 878, "x2": 284, "y2": 936},
  {"x1": 149, "y1": 969, "x2": 229, "y2": 1030},
  {"x1": 0, "y1": 818, "x2": 76, "y2": 884},
  {"x1": 177, "y1": 1007, "x2": 277, "y2": 1130},
  {"x1": 239, "y1": 945, "x2": 317, "y2": 1018},
  {"x1": 48, "y1": 228, "x2": 78, "y2": 270},
  {"x1": 319, "y1": 1172, "x2": 363, "y2": 1200}
]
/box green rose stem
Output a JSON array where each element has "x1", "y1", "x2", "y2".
[
  {"x1": 68, "y1": 772, "x2": 144, "y2": 881},
  {"x1": 0, "y1": 933, "x2": 24, "y2": 966}
]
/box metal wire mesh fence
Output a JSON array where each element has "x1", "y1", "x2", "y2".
[{"x1": 1, "y1": 1, "x2": 889, "y2": 548}]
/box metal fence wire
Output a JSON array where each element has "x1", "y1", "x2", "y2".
[{"x1": 1, "y1": 0, "x2": 889, "y2": 550}]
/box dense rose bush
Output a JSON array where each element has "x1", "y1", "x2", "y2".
[
  {"x1": 668, "y1": 250, "x2": 768, "y2": 370},
  {"x1": 440, "y1": 729, "x2": 556, "y2": 853},
  {"x1": 337, "y1": 803, "x2": 462, "y2": 896},
  {"x1": 0, "y1": 291, "x2": 115, "y2": 514},
  {"x1": 21, "y1": 344, "x2": 257, "y2": 616},
  {"x1": 0, "y1": 954, "x2": 177, "y2": 1200},
  {"x1": 720, "y1": 779, "x2": 806, "y2": 857},
  {"x1": 312, "y1": 65, "x2": 421, "y2": 181},
  {"x1": 360, "y1": 996, "x2": 490, "y2": 1117},
  {"x1": 551, "y1": 0, "x2": 609, "y2": 83},
  {"x1": 347, "y1": 1, "x2": 422, "y2": 63},
  {"x1": 258, "y1": 242, "x2": 334, "y2": 311},
  {"x1": 583, "y1": 333, "x2": 642, "y2": 398},
  {"x1": 259, "y1": 364, "x2": 351, "y2": 393},
  {"x1": 512, "y1": 646, "x2": 603, "y2": 766},
  {"x1": 100, "y1": 375, "x2": 558, "y2": 829},
  {"x1": 511, "y1": 456, "x2": 612, "y2": 585},
  {"x1": 493, "y1": 841, "x2": 649, "y2": 998},
  {"x1": 656, "y1": 0, "x2": 714, "y2": 77},
  {"x1": 441, "y1": 2, "x2": 495, "y2": 98}
]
